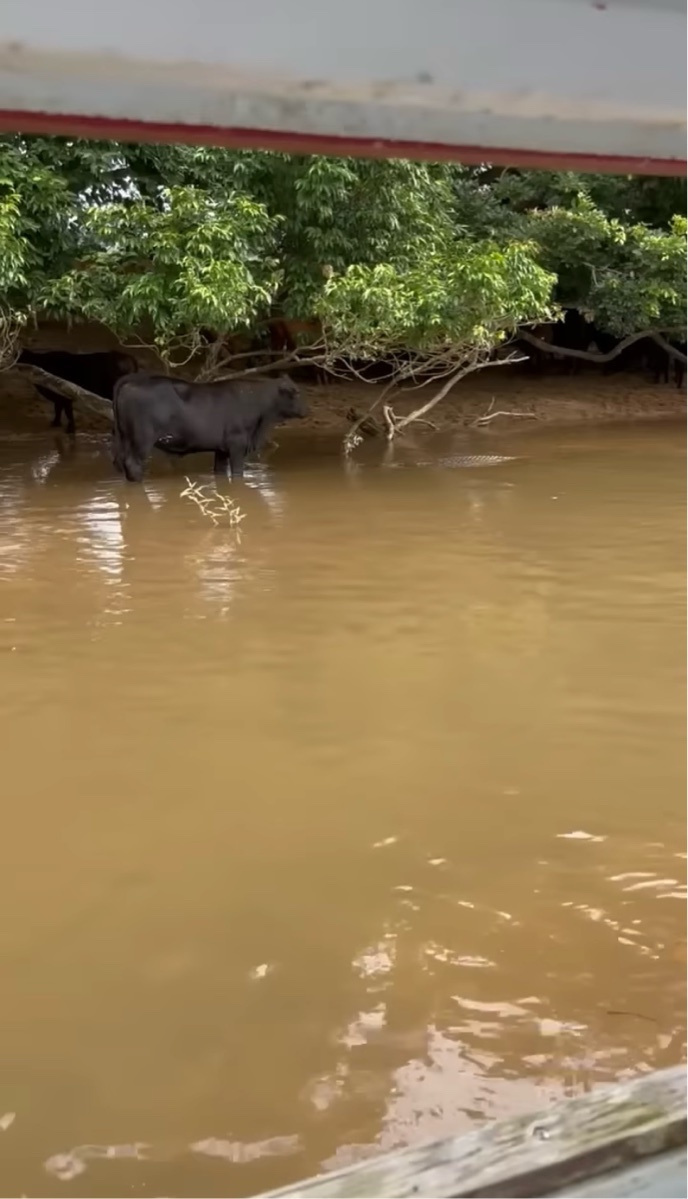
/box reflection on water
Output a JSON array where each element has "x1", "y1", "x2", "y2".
[{"x1": 0, "y1": 423, "x2": 684, "y2": 1197}]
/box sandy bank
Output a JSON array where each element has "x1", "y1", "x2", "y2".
[
  {"x1": 0, "y1": 367, "x2": 684, "y2": 440},
  {"x1": 300, "y1": 371, "x2": 686, "y2": 438}
]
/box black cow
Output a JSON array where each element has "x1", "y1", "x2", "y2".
[
  {"x1": 673, "y1": 342, "x2": 687, "y2": 390},
  {"x1": 640, "y1": 338, "x2": 686, "y2": 388},
  {"x1": 518, "y1": 313, "x2": 600, "y2": 376},
  {"x1": 18, "y1": 349, "x2": 138, "y2": 435},
  {"x1": 111, "y1": 373, "x2": 307, "y2": 482}
]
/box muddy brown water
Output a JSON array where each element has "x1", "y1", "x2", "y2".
[{"x1": 0, "y1": 421, "x2": 685, "y2": 1198}]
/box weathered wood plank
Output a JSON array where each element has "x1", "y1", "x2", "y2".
[
  {"x1": 554, "y1": 1147, "x2": 686, "y2": 1198},
  {"x1": 264, "y1": 1066, "x2": 686, "y2": 1198}
]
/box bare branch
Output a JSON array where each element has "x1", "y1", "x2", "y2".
[
  {"x1": 13, "y1": 364, "x2": 114, "y2": 422},
  {"x1": 343, "y1": 376, "x2": 399, "y2": 453},
  {"x1": 470, "y1": 409, "x2": 538, "y2": 427},
  {"x1": 195, "y1": 334, "x2": 229, "y2": 381},
  {"x1": 393, "y1": 352, "x2": 525, "y2": 435},
  {"x1": 344, "y1": 408, "x2": 381, "y2": 439},
  {"x1": 0, "y1": 311, "x2": 23, "y2": 372},
  {"x1": 341, "y1": 347, "x2": 528, "y2": 450},
  {"x1": 382, "y1": 403, "x2": 397, "y2": 441},
  {"x1": 180, "y1": 478, "x2": 245, "y2": 528},
  {"x1": 97, "y1": 327, "x2": 162, "y2": 363},
  {"x1": 213, "y1": 344, "x2": 330, "y2": 381},
  {"x1": 520, "y1": 327, "x2": 685, "y2": 364}
]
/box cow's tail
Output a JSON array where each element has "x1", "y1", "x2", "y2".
[
  {"x1": 111, "y1": 372, "x2": 138, "y2": 423},
  {"x1": 112, "y1": 373, "x2": 132, "y2": 407},
  {"x1": 111, "y1": 374, "x2": 149, "y2": 481}
]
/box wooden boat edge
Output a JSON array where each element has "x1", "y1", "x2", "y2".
[{"x1": 262, "y1": 1065, "x2": 686, "y2": 1198}]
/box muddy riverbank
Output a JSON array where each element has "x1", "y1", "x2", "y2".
[
  {"x1": 0, "y1": 369, "x2": 685, "y2": 442},
  {"x1": 304, "y1": 371, "x2": 687, "y2": 437}
]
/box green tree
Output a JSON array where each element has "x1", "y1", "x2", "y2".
[
  {"x1": 41, "y1": 187, "x2": 281, "y2": 362},
  {"x1": 0, "y1": 135, "x2": 684, "y2": 429},
  {"x1": 450, "y1": 167, "x2": 687, "y2": 335}
]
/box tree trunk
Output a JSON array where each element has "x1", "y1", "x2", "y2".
[{"x1": 13, "y1": 364, "x2": 114, "y2": 422}]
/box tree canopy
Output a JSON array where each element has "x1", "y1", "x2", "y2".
[{"x1": 0, "y1": 135, "x2": 684, "y2": 380}]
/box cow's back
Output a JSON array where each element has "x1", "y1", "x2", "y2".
[
  {"x1": 112, "y1": 374, "x2": 192, "y2": 441},
  {"x1": 65, "y1": 352, "x2": 138, "y2": 398},
  {"x1": 20, "y1": 349, "x2": 137, "y2": 399}
]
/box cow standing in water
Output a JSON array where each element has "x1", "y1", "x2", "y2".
[
  {"x1": 111, "y1": 373, "x2": 307, "y2": 481},
  {"x1": 644, "y1": 339, "x2": 687, "y2": 389},
  {"x1": 18, "y1": 349, "x2": 139, "y2": 435}
]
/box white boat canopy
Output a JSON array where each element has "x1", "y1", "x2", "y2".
[{"x1": 0, "y1": 0, "x2": 685, "y2": 173}]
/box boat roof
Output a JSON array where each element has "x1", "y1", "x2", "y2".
[{"x1": 0, "y1": 0, "x2": 685, "y2": 173}]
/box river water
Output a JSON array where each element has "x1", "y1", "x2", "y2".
[{"x1": 0, "y1": 421, "x2": 684, "y2": 1197}]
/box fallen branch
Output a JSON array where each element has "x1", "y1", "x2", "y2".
[
  {"x1": 180, "y1": 478, "x2": 246, "y2": 528},
  {"x1": 381, "y1": 404, "x2": 446, "y2": 437},
  {"x1": 409, "y1": 418, "x2": 438, "y2": 431},
  {"x1": 345, "y1": 408, "x2": 381, "y2": 438},
  {"x1": 382, "y1": 403, "x2": 397, "y2": 440},
  {"x1": 470, "y1": 408, "x2": 538, "y2": 427},
  {"x1": 13, "y1": 364, "x2": 114, "y2": 422},
  {"x1": 343, "y1": 377, "x2": 399, "y2": 453},
  {"x1": 343, "y1": 351, "x2": 528, "y2": 447},
  {"x1": 392, "y1": 353, "x2": 526, "y2": 436}
]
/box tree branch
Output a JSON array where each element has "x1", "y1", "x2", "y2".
[
  {"x1": 213, "y1": 346, "x2": 330, "y2": 381},
  {"x1": 393, "y1": 353, "x2": 526, "y2": 434},
  {"x1": 651, "y1": 333, "x2": 687, "y2": 365},
  {"x1": 520, "y1": 327, "x2": 686, "y2": 364},
  {"x1": 470, "y1": 409, "x2": 537, "y2": 426},
  {"x1": 342, "y1": 377, "x2": 402, "y2": 452},
  {"x1": 0, "y1": 312, "x2": 23, "y2": 372},
  {"x1": 342, "y1": 350, "x2": 528, "y2": 449},
  {"x1": 13, "y1": 365, "x2": 114, "y2": 423}
]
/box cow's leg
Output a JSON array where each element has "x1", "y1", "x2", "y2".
[
  {"x1": 35, "y1": 385, "x2": 63, "y2": 429},
  {"x1": 122, "y1": 422, "x2": 158, "y2": 482},
  {"x1": 122, "y1": 453, "x2": 145, "y2": 482},
  {"x1": 653, "y1": 354, "x2": 670, "y2": 385},
  {"x1": 111, "y1": 432, "x2": 125, "y2": 475},
  {"x1": 63, "y1": 399, "x2": 76, "y2": 436},
  {"x1": 114, "y1": 431, "x2": 149, "y2": 482},
  {"x1": 228, "y1": 445, "x2": 246, "y2": 480},
  {"x1": 213, "y1": 451, "x2": 230, "y2": 477}
]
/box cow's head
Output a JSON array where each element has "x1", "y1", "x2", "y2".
[{"x1": 275, "y1": 376, "x2": 308, "y2": 421}]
